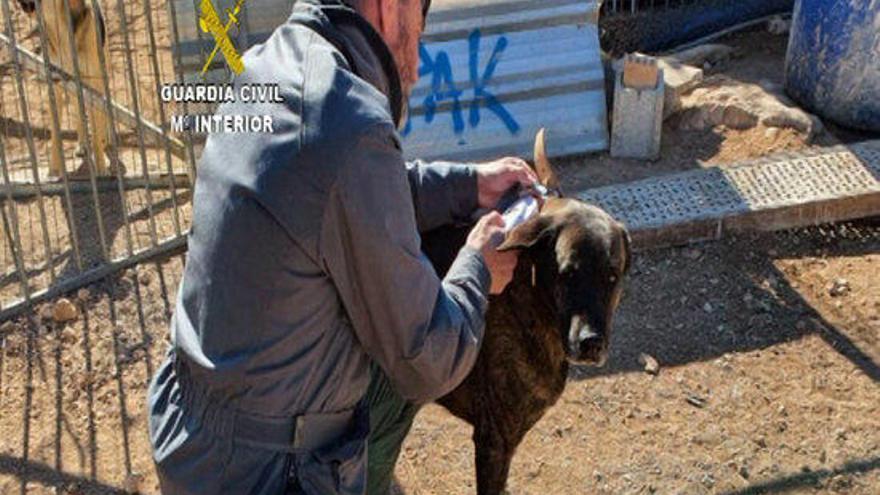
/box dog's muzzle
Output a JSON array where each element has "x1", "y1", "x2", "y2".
[{"x1": 567, "y1": 314, "x2": 608, "y2": 366}]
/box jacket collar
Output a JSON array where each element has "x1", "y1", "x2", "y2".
[{"x1": 289, "y1": 0, "x2": 405, "y2": 127}]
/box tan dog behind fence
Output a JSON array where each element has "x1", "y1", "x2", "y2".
[{"x1": 17, "y1": 0, "x2": 112, "y2": 179}]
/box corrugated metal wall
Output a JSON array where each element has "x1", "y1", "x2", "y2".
[
  {"x1": 170, "y1": 0, "x2": 609, "y2": 162},
  {"x1": 402, "y1": 0, "x2": 607, "y2": 162}
]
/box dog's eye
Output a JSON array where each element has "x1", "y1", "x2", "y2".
[{"x1": 609, "y1": 275, "x2": 617, "y2": 283}]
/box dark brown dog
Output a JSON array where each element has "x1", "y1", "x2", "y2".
[{"x1": 429, "y1": 131, "x2": 632, "y2": 495}]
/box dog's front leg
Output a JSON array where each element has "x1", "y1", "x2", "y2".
[
  {"x1": 80, "y1": 54, "x2": 107, "y2": 176},
  {"x1": 86, "y1": 83, "x2": 108, "y2": 176}
]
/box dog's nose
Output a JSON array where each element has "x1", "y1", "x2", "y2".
[
  {"x1": 568, "y1": 315, "x2": 607, "y2": 364},
  {"x1": 569, "y1": 315, "x2": 600, "y2": 348}
]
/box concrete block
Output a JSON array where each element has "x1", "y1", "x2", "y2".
[{"x1": 611, "y1": 66, "x2": 665, "y2": 160}]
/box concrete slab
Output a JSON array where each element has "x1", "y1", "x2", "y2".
[{"x1": 578, "y1": 141, "x2": 880, "y2": 249}]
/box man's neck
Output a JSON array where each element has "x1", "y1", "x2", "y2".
[{"x1": 295, "y1": 0, "x2": 405, "y2": 126}]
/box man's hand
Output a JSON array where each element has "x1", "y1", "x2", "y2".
[
  {"x1": 476, "y1": 157, "x2": 539, "y2": 209},
  {"x1": 467, "y1": 211, "x2": 519, "y2": 295}
]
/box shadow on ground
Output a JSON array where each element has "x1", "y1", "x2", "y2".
[
  {"x1": 572, "y1": 217, "x2": 880, "y2": 383},
  {"x1": 721, "y1": 456, "x2": 880, "y2": 495},
  {"x1": 0, "y1": 251, "x2": 184, "y2": 494}
]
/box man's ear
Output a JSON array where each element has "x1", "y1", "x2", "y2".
[{"x1": 497, "y1": 214, "x2": 556, "y2": 252}]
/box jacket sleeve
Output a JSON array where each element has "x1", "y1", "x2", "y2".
[
  {"x1": 405, "y1": 159, "x2": 479, "y2": 232},
  {"x1": 319, "y1": 124, "x2": 491, "y2": 404}
]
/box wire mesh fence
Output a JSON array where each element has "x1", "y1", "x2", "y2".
[{"x1": 0, "y1": 0, "x2": 197, "y2": 319}]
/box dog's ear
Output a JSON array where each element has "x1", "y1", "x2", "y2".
[
  {"x1": 497, "y1": 214, "x2": 557, "y2": 252},
  {"x1": 533, "y1": 128, "x2": 563, "y2": 195},
  {"x1": 614, "y1": 222, "x2": 632, "y2": 274}
]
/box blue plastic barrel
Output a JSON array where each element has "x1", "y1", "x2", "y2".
[{"x1": 784, "y1": 0, "x2": 880, "y2": 132}]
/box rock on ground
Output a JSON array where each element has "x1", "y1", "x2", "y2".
[
  {"x1": 52, "y1": 298, "x2": 79, "y2": 323},
  {"x1": 639, "y1": 352, "x2": 661, "y2": 375},
  {"x1": 666, "y1": 43, "x2": 735, "y2": 69},
  {"x1": 674, "y1": 75, "x2": 823, "y2": 140}
]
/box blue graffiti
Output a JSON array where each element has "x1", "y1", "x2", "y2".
[
  {"x1": 403, "y1": 29, "x2": 520, "y2": 137},
  {"x1": 421, "y1": 44, "x2": 465, "y2": 133}
]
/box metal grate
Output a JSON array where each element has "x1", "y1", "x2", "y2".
[{"x1": 580, "y1": 141, "x2": 880, "y2": 244}]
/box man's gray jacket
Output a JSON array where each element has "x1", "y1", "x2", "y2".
[{"x1": 147, "y1": 1, "x2": 491, "y2": 493}]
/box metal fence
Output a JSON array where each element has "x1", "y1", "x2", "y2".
[{"x1": 0, "y1": 0, "x2": 198, "y2": 319}]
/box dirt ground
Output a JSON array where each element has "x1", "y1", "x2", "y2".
[{"x1": 0, "y1": 20, "x2": 878, "y2": 495}]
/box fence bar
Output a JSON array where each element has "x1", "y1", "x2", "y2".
[
  {"x1": 114, "y1": 0, "x2": 160, "y2": 249},
  {"x1": 0, "y1": 0, "x2": 57, "y2": 285},
  {"x1": 166, "y1": 0, "x2": 200, "y2": 186},
  {"x1": 30, "y1": 0, "x2": 84, "y2": 272},
  {"x1": 0, "y1": 174, "x2": 191, "y2": 199},
  {"x1": 0, "y1": 236, "x2": 187, "y2": 322},
  {"x1": 86, "y1": 0, "x2": 137, "y2": 259},
  {"x1": 0, "y1": 33, "x2": 188, "y2": 160},
  {"x1": 0, "y1": 137, "x2": 32, "y2": 303},
  {"x1": 141, "y1": 0, "x2": 182, "y2": 238},
  {"x1": 58, "y1": 0, "x2": 111, "y2": 262}
]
